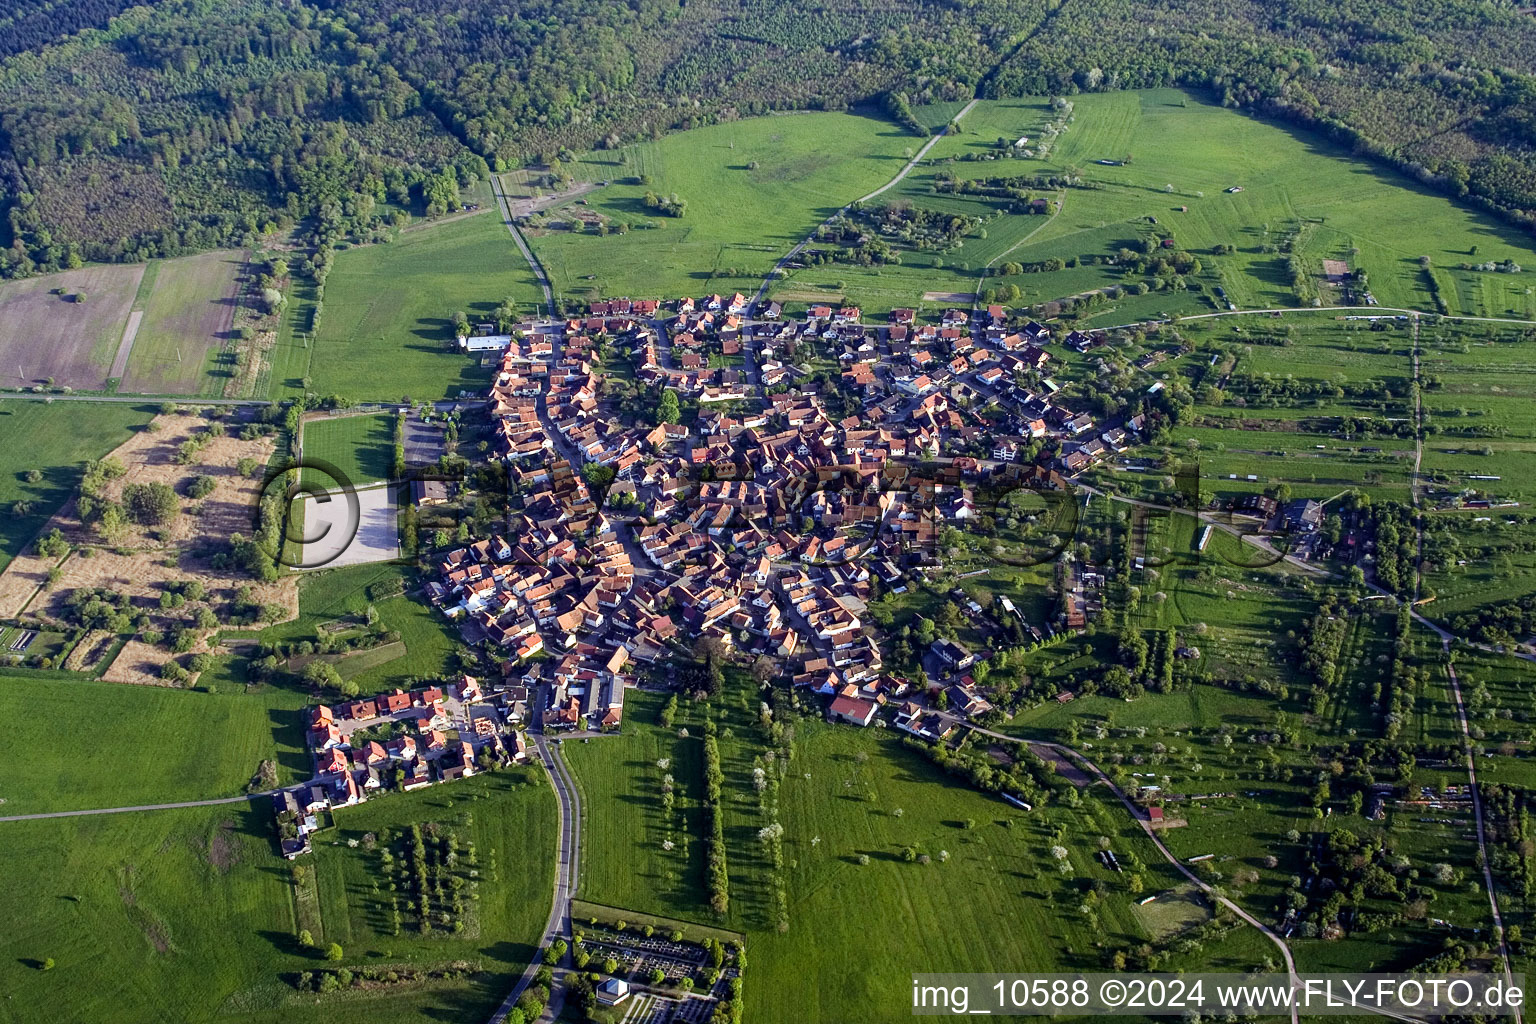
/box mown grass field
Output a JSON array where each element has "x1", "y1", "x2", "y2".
[
  {"x1": 122, "y1": 251, "x2": 245, "y2": 396},
  {"x1": 0, "y1": 675, "x2": 308, "y2": 813},
  {"x1": 0, "y1": 263, "x2": 146, "y2": 391},
  {"x1": 566, "y1": 681, "x2": 1264, "y2": 1023},
  {"x1": 0, "y1": 771, "x2": 554, "y2": 1024},
  {"x1": 526, "y1": 110, "x2": 918, "y2": 305},
  {"x1": 747, "y1": 723, "x2": 1167, "y2": 1023},
  {"x1": 300, "y1": 414, "x2": 396, "y2": 490},
  {"x1": 307, "y1": 214, "x2": 542, "y2": 403},
  {"x1": 0, "y1": 399, "x2": 157, "y2": 572},
  {"x1": 805, "y1": 90, "x2": 1536, "y2": 320},
  {"x1": 562, "y1": 690, "x2": 714, "y2": 922},
  {"x1": 268, "y1": 277, "x2": 319, "y2": 404}
]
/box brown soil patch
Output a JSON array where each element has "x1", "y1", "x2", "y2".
[
  {"x1": 104, "y1": 639, "x2": 188, "y2": 686},
  {"x1": 1030, "y1": 743, "x2": 1093, "y2": 788},
  {"x1": 0, "y1": 412, "x2": 298, "y2": 680},
  {"x1": 0, "y1": 264, "x2": 146, "y2": 390},
  {"x1": 63, "y1": 628, "x2": 116, "y2": 672},
  {"x1": 207, "y1": 820, "x2": 242, "y2": 874},
  {"x1": 922, "y1": 291, "x2": 975, "y2": 303}
]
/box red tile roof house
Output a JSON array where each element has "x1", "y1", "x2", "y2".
[
  {"x1": 828, "y1": 693, "x2": 879, "y2": 726},
  {"x1": 377, "y1": 689, "x2": 412, "y2": 716}
]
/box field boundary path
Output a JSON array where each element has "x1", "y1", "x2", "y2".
[
  {"x1": 971, "y1": 191, "x2": 1068, "y2": 310},
  {"x1": 953, "y1": 721, "x2": 1303, "y2": 1024},
  {"x1": 1398, "y1": 311, "x2": 1522, "y2": 1024},
  {"x1": 0, "y1": 792, "x2": 265, "y2": 823},
  {"x1": 492, "y1": 175, "x2": 557, "y2": 317},
  {"x1": 0, "y1": 393, "x2": 270, "y2": 405},
  {"x1": 747, "y1": 98, "x2": 979, "y2": 313},
  {"x1": 1102, "y1": 305, "x2": 1533, "y2": 332},
  {"x1": 108, "y1": 310, "x2": 144, "y2": 380},
  {"x1": 488, "y1": 722, "x2": 581, "y2": 1024}
]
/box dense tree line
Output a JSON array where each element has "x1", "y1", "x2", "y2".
[
  {"x1": 701, "y1": 720, "x2": 729, "y2": 915},
  {"x1": 0, "y1": 0, "x2": 140, "y2": 58},
  {"x1": 7, "y1": 0, "x2": 1536, "y2": 275}
]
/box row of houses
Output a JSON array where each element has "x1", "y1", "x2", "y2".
[{"x1": 276, "y1": 676, "x2": 528, "y2": 858}]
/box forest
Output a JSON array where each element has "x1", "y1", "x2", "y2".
[{"x1": 3, "y1": 0, "x2": 1536, "y2": 276}]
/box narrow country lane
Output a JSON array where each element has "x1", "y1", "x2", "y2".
[
  {"x1": 493, "y1": 175, "x2": 557, "y2": 317},
  {"x1": 748, "y1": 99, "x2": 979, "y2": 313},
  {"x1": 0, "y1": 793, "x2": 263, "y2": 822},
  {"x1": 948, "y1": 719, "x2": 1304, "y2": 1024}
]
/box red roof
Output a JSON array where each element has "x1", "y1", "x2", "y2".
[
  {"x1": 1148, "y1": 806, "x2": 1164, "y2": 821},
  {"x1": 829, "y1": 695, "x2": 876, "y2": 723}
]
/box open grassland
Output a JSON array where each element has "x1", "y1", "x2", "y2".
[
  {"x1": 122, "y1": 251, "x2": 245, "y2": 396},
  {"x1": 1033, "y1": 91, "x2": 1536, "y2": 318},
  {"x1": 1186, "y1": 439, "x2": 1413, "y2": 505},
  {"x1": 526, "y1": 110, "x2": 916, "y2": 305},
  {"x1": 749, "y1": 723, "x2": 1184, "y2": 1023},
  {"x1": 0, "y1": 264, "x2": 145, "y2": 391},
  {"x1": 568, "y1": 683, "x2": 1266, "y2": 1023},
  {"x1": 0, "y1": 676, "x2": 307, "y2": 814},
  {"x1": 268, "y1": 277, "x2": 319, "y2": 404},
  {"x1": 0, "y1": 771, "x2": 554, "y2": 1024},
  {"x1": 840, "y1": 90, "x2": 1536, "y2": 319},
  {"x1": 226, "y1": 563, "x2": 459, "y2": 696},
  {"x1": 307, "y1": 215, "x2": 542, "y2": 403},
  {"x1": 563, "y1": 690, "x2": 714, "y2": 922},
  {"x1": 300, "y1": 414, "x2": 396, "y2": 490},
  {"x1": 0, "y1": 400, "x2": 156, "y2": 572}
]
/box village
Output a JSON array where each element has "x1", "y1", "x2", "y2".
[
  {"x1": 436, "y1": 294, "x2": 1152, "y2": 735},
  {"x1": 275, "y1": 291, "x2": 1171, "y2": 855},
  {"x1": 275, "y1": 673, "x2": 531, "y2": 857},
  {"x1": 284, "y1": 284, "x2": 1452, "y2": 865}
]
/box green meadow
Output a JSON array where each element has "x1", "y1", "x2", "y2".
[
  {"x1": 0, "y1": 675, "x2": 308, "y2": 814},
  {"x1": 564, "y1": 680, "x2": 1301, "y2": 1024},
  {"x1": 0, "y1": 399, "x2": 157, "y2": 571},
  {"x1": 306, "y1": 213, "x2": 542, "y2": 403},
  {"x1": 525, "y1": 110, "x2": 918, "y2": 305},
  {"x1": 300, "y1": 413, "x2": 396, "y2": 489},
  {"x1": 120, "y1": 251, "x2": 246, "y2": 397},
  {"x1": 792, "y1": 90, "x2": 1536, "y2": 320},
  {"x1": 0, "y1": 770, "x2": 554, "y2": 1024}
]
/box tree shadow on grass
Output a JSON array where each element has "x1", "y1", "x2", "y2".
[
  {"x1": 258, "y1": 929, "x2": 312, "y2": 958},
  {"x1": 411, "y1": 318, "x2": 457, "y2": 343}
]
